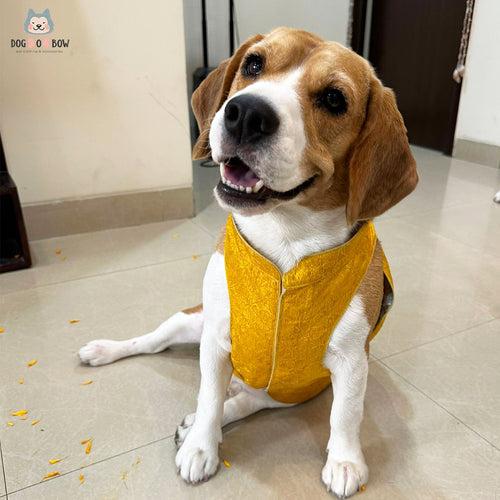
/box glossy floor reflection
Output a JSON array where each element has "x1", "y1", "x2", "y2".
[{"x1": 1, "y1": 147, "x2": 499, "y2": 499}]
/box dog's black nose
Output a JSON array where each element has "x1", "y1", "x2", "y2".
[{"x1": 224, "y1": 95, "x2": 279, "y2": 144}]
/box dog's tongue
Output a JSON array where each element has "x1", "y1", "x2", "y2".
[{"x1": 224, "y1": 159, "x2": 260, "y2": 188}]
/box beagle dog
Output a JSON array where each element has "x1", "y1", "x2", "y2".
[{"x1": 79, "y1": 28, "x2": 417, "y2": 497}]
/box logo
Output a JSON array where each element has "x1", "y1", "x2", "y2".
[
  {"x1": 24, "y1": 9, "x2": 54, "y2": 34},
  {"x1": 10, "y1": 8, "x2": 70, "y2": 53}
]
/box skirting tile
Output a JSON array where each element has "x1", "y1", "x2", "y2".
[{"x1": 23, "y1": 187, "x2": 193, "y2": 240}]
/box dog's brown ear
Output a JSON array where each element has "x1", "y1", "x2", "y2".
[
  {"x1": 191, "y1": 34, "x2": 264, "y2": 160},
  {"x1": 346, "y1": 77, "x2": 418, "y2": 223}
]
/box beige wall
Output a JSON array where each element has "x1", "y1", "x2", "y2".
[
  {"x1": 1, "y1": 0, "x2": 193, "y2": 205},
  {"x1": 455, "y1": 0, "x2": 500, "y2": 148}
]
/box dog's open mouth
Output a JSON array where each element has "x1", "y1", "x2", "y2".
[{"x1": 217, "y1": 157, "x2": 315, "y2": 204}]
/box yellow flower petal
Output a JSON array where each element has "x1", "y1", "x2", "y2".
[
  {"x1": 42, "y1": 471, "x2": 60, "y2": 480},
  {"x1": 81, "y1": 439, "x2": 93, "y2": 454},
  {"x1": 80, "y1": 380, "x2": 93, "y2": 386},
  {"x1": 11, "y1": 409, "x2": 28, "y2": 417},
  {"x1": 18, "y1": 377, "x2": 24, "y2": 384},
  {"x1": 0, "y1": 327, "x2": 5, "y2": 333},
  {"x1": 191, "y1": 254, "x2": 200, "y2": 261},
  {"x1": 31, "y1": 419, "x2": 41, "y2": 426},
  {"x1": 27, "y1": 359, "x2": 38, "y2": 367},
  {"x1": 7, "y1": 422, "x2": 14, "y2": 427},
  {"x1": 79, "y1": 474, "x2": 85, "y2": 484},
  {"x1": 360, "y1": 484, "x2": 367, "y2": 492},
  {"x1": 55, "y1": 248, "x2": 62, "y2": 255},
  {"x1": 49, "y1": 458, "x2": 62, "y2": 464},
  {"x1": 69, "y1": 319, "x2": 80, "y2": 324},
  {"x1": 223, "y1": 459, "x2": 231, "y2": 468}
]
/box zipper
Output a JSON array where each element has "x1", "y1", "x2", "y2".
[{"x1": 266, "y1": 278, "x2": 286, "y2": 391}]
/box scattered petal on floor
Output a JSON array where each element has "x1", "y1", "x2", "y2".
[
  {"x1": 192, "y1": 254, "x2": 200, "y2": 260},
  {"x1": 80, "y1": 380, "x2": 93, "y2": 385},
  {"x1": 360, "y1": 484, "x2": 367, "y2": 492},
  {"x1": 223, "y1": 459, "x2": 231, "y2": 468},
  {"x1": 69, "y1": 319, "x2": 80, "y2": 324},
  {"x1": 7, "y1": 422, "x2": 14, "y2": 427},
  {"x1": 42, "y1": 471, "x2": 60, "y2": 481},
  {"x1": 79, "y1": 474, "x2": 85, "y2": 485},
  {"x1": 81, "y1": 439, "x2": 93, "y2": 454},
  {"x1": 54, "y1": 248, "x2": 62, "y2": 255},
  {"x1": 49, "y1": 458, "x2": 62, "y2": 464},
  {"x1": 0, "y1": 327, "x2": 5, "y2": 333},
  {"x1": 11, "y1": 409, "x2": 28, "y2": 417},
  {"x1": 18, "y1": 377, "x2": 25, "y2": 384},
  {"x1": 31, "y1": 419, "x2": 41, "y2": 426},
  {"x1": 27, "y1": 359, "x2": 38, "y2": 367}
]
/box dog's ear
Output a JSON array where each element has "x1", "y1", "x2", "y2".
[
  {"x1": 346, "y1": 77, "x2": 418, "y2": 223},
  {"x1": 191, "y1": 34, "x2": 264, "y2": 160}
]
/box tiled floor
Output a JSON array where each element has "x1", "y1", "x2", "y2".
[{"x1": 1, "y1": 147, "x2": 499, "y2": 499}]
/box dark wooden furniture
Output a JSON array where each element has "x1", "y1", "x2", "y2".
[{"x1": 0, "y1": 135, "x2": 32, "y2": 273}]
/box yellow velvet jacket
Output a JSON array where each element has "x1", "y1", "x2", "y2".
[{"x1": 224, "y1": 215, "x2": 393, "y2": 404}]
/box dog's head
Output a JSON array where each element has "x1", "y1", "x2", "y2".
[{"x1": 192, "y1": 27, "x2": 418, "y2": 223}]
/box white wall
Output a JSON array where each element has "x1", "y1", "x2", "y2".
[
  {"x1": 184, "y1": 0, "x2": 350, "y2": 80},
  {"x1": 455, "y1": 0, "x2": 500, "y2": 147},
  {"x1": 0, "y1": 0, "x2": 193, "y2": 205}
]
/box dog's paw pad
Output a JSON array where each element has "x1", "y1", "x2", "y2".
[
  {"x1": 78, "y1": 340, "x2": 123, "y2": 366},
  {"x1": 322, "y1": 459, "x2": 368, "y2": 498}
]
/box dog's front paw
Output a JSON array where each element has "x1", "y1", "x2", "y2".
[
  {"x1": 175, "y1": 429, "x2": 219, "y2": 484},
  {"x1": 78, "y1": 339, "x2": 125, "y2": 366},
  {"x1": 322, "y1": 457, "x2": 368, "y2": 498}
]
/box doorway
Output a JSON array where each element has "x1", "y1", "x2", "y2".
[{"x1": 353, "y1": 0, "x2": 469, "y2": 155}]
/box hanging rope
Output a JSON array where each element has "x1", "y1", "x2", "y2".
[{"x1": 453, "y1": 0, "x2": 475, "y2": 83}]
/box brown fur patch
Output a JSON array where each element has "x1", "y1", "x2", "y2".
[{"x1": 182, "y1": 304, "x2": 203, "y2": 315}]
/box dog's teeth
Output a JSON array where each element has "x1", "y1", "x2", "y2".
[
  {"x1": 253, "y1": 180, "x2": 264, "y2": 193},
  {"x1": 246, "y1": 186, "x2": 252, "y2": 193},
  {"x1": 239, "y1": 185, "x2": 245, "y2": 192}
]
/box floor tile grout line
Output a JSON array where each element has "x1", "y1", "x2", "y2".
[
  {"x1": 377, "y1": 317, "x2": 497, "y2": 362},
  {"x1": 190, "y1": 217, "x2": 221, "y2": 239},
  {"x1": 376, "y1": 358, "x2": 500, "y2": 453},
  {"x1": 6, "y1": 433, "x2": 176, "y2": 496},
  {"x1": 0, "y1": 441, "x2": 8, "y2": 499},
  {"x1": 0, "y1": 251, "x2": 212, "y2": 298}
]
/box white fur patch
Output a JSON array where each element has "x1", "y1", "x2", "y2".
[{"x1": 209, "y1": 68, "x2": 307, "y2": 192}]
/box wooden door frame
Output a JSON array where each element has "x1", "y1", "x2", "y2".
[{"x1": 351, "y1": 0, "x2": 464, "y2": 155}]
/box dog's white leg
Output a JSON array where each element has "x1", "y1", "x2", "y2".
[
  {"x1": 175, "y1": 384, "x2": 292, "y2": 447},
  {"x1": 78, "y1": 309, "x2": 203, "y2": 366},
  {"x1": 175, "y1": 252, "x2": 233, "y2": 483},
  {"x1": 222, "y1": 387, "x2": 291, "y2": 425},
  {"x1": 322, "y1": 296, "x2": 370, "y2": 498}
]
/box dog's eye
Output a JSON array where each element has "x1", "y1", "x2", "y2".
[
  {"x1": 243, "y1": 54, "x2": 264, "y2": 77},
  {"x1": 319, "y1": 88, "x2": 347, "y2": 115}
]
